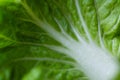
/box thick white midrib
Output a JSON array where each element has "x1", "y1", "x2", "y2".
[
  {"x1": 45, "y1": 34, "x2": 119, "y2": 80},
  {"x1": 46, "y1": 38, "x2": 119, "y2": 80},
  {"x1": 73, "y1": 44, "x2": 119, "y2": 80}
]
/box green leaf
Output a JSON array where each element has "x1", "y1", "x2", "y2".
[{"x1": 1, "y1": 0, "x2": 120, "y2": 80}]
